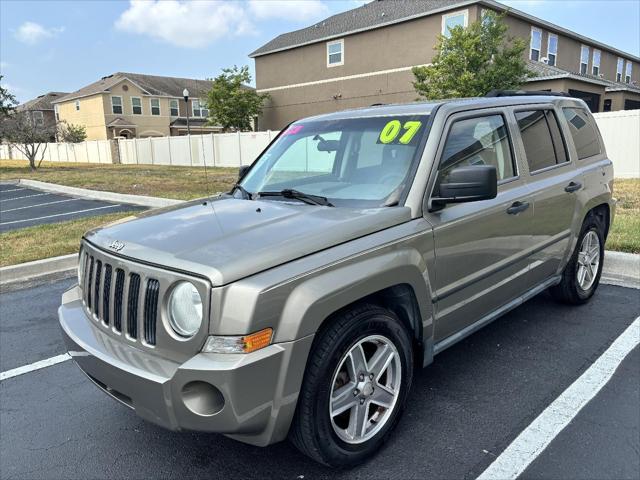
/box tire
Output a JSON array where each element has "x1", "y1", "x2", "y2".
[
  {"x1": 550, "y1": 212, "x2": 605, "y2": 305},
  {"x1": 289, "y1": 304, "x2": 414, "y2": 467}
]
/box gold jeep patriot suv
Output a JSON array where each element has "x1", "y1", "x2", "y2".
[{"x1": 59, "y1": 94, "x2": 615, "y2": 467}]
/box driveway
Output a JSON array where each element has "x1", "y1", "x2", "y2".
[
  {"x1": 0, "y1": 276, "x2": 638, "y2": 479},
  {"x1": 0, "y1": 183, "x2": 145, "y2": 233}
]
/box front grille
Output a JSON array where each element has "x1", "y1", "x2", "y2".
[{"x1": 82, "y1": 255, "x2": 159, "y2": 346}]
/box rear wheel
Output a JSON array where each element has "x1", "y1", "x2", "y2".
[
  {"x1": 289, "y1": 304, "x2": 413, "y2": 467},
  {"x1": 551, "y1": 213, "x2": 605, "y2": 304}
]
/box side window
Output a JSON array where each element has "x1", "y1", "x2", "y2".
[
  {"x1": 439, "y1": 115, "x2": 515, "y2": 181},
  {"x1": 562, "y1": 107, "x2": 601, "y2": 159},
  {"x1": 515, "y1": 110, "x2": 568, "y2": 172}
]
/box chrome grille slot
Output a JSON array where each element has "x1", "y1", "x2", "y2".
[
  {"x1": 127, "y1": 273, "x2": 141, "y2": 339},
  {"x1": 144, "y1": 279, "x2": 160, "y2": 345},
  {"x1": 93, "y1": 260, "x2": 102, "y2": 317},
  {"x1": 86, "y1": 256, "x2": 94, "y2": 309},
  {"x1": 103, "y1": 264, "x2": 112, "y2": 325},
  {"x1": 113, "y1": 268, "x2": 125, "y2": 332}
]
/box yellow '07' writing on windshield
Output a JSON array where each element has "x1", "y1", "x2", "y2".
[{"x1": 379, "y1": 120, "x2": 423, "y2": 145}]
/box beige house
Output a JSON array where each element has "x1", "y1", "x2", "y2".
[
  {"x1": 250, "y1": 0, "x2": 640, "y2": 129},
  {"x1": 52, "y1": 73, "x2": 224, "y2": 140}
]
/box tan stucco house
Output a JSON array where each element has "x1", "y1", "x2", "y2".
[
  {"x1": 52, "y1": 73, "x2": 227, "y2": 140},
  {"x1": 250, "y1": 0, "x2": 640, "y2": 130}
]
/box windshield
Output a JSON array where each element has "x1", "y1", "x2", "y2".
[{"x1": 239, "y1": 115, "x2": 430, "y2": 207}]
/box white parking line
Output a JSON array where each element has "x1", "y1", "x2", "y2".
[
  {"x1": 477, "y1": 316, "x2": 640, "y2": 480},
  {"x1": 0, "y1": 204, "x2": 122, "y2": 225},
  {"x1": 1, "y1": 193, "x2": 52, "y2": 201},
  {"x1": 1, "y1": 198, "x2": 80, "y2": 213},
  {"x1": 0, "y1": 188, "x2": 26, "y2": 193},
  {"x1": 0, "y1": 353, "x2": 71, "y2": 381}
]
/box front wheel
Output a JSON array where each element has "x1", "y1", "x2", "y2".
[
  {"x1": 289, "y1": 304, "x2": 413, "y2": 467},
  {"x1": 551, "y1": 213, "x2": 605, "y2": 304}
]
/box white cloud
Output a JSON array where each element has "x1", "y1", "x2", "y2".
[
  {"x1": 15, "y1": 21, "x2": 64, "y2": 45},
  {"x1": 115, "y1": 0, "x2": 253, "y2": 48},
  {"x1": 248, "y1": 0, "x2": 329, "y2": 22}
]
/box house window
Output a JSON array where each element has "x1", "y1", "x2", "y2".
[
  {"x1": 530, "y1": 27, "x2": 542, "y2": 61},
  {"x1": 150, "y1": 98, "x2": 160, "y2": 116},
  {"x1": 592, "y1": 49, "x2": 601, "y2": 76},
  {"x1": 580, "y1": 45, "x2": 589, "y2": 75},
  {"x1": 617, "y1": 57, "x2": 624, "y2": 82},
  {"x1": 547, "y1": 34, "x2": 558, "y2": 66},
  {"x1": 625, "y1": 62, "x2": 633, "y2": 83},
  {"x1": 131, "y1": 97, "x2": 142, "y2": 115},
  {"x1": 32, "y1": 111, "x2": 44, "y2": 127},
  {"x1": 192, "y1": 99, "x2": 209, "y2": 118},
  {"x1": 111, "y1": 96, "x2": 123, "y2": 115},
  {"x1": 54, "y1": 104, "x2": 59, "y2": 121},
  {"x1": 442, "y1": 10, "x2": 468, "y2": 38},
  {"x1": 170, "y1": 99, "x2": 179, "y2": 117},
  {"x1": 326, "y1": 39, "x2": 344, "y2": 67},
  {"x1": 75, "y1": 100, "x2": 80, "y2": 111}
]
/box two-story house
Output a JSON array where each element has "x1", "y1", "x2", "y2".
[
  {"x1": 52, "y1": 73, "x2": 230, "y2": 140},
  {"x1": 17, "y1": 91, "x2": 69, "y2": 141},
  {"x1": 250, "y1": 0, "x2": 640, "y2": 129}
]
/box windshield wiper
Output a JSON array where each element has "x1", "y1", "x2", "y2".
[
  {"x1": 232, "y1": 183, "x2": 253, "y2": 200},
  {"x1": 256, "y1": 189, "x2": 334, "y2": 207}
]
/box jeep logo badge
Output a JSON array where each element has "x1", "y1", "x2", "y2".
[{"x1": 108, "y1": 240, "x2": 125, "y2": 252}]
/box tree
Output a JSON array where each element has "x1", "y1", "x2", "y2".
[
  {"x1": 57, "y1": 120, "x2": 87, "y2": 143},
  {"x1": 0, "y1": 76, "x2": 17, "y2": 117},
  {"x1": 206, "y1": 65, "x2": 269, "y2": 132},
  {"x1": 412, "y1": 12, "x2": 531, "y2": 99},
  {"x1": 0, "y1": 110, "x2": 57, "y2": 171}
]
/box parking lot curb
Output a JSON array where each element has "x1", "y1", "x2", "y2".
[
  {"x1": 602, "y1": 250, "x2": 640, "y2": 289},
  {"x1": 0, "y1": 254, "x2": 77, "y2": 286},
  {"x1": 18, "y1": 179, "x2": 184, "y2": 209}
]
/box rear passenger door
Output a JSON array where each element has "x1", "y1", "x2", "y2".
[
  {"x1": 427, "y1": 110, "x2": 536, "y2": 343},
  {"x1": 512, "y1": 106, "x2": 582, "y2": 285}
]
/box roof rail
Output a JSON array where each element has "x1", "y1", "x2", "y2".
[
  {"x1": 485, "y1": 89, "x2": 569, "y2": 98},
  {"x1": 369, "y1": 103, "x2": 386, "y2": 107}
]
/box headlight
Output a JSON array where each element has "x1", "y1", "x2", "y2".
[{"x1": 168, "y1": 282, "x2": 203, "y2": 337}]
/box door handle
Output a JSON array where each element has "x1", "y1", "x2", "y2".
[
  {"x1": 507, "y1": 201, "x2": 530, "y2": 215},
  {"x1": 565, "y1": 181, "x2": 582, "y2": 193}
]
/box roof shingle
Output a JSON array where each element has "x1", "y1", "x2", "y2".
[{"x1": 18, "y1": 92, "x2": 69, "y2": 111}]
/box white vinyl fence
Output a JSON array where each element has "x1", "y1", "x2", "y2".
[
  {"x1": 0, "y1": 140, "x2": 114, "y2": 164},
  {"x1": 117, "y1": 131, "x2": 279, "y2": 167},
  {"x1": 592, "y1": 110, "x2": 640, "y2": 178}
]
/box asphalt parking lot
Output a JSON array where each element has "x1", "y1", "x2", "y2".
[
  {"x1": 0, "y1": 276, "x2": 638, "y2": 479},
  {"x1": 0, "y1": 184, "x2": 144, "y2": 232}
]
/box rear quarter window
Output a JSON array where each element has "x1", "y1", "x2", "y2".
[
  {"x1": 515, "y1": 109, "x2": 568, "y2": 172},
  {"x1": 562, "y1": 107, "x2": 602, "y2": 159}
]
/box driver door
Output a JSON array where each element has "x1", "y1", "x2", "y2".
[{"x1": 425, "y1": 109, "x2": 536, "y2": 344}]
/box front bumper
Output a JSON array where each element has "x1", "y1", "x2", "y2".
[{"x1": 58, "y1": 286, "x2": 313, "y2": 446}]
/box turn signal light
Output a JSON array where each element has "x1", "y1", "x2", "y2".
[{"x1": 202, "y1": 328, "x2": 273, "y2": 354}]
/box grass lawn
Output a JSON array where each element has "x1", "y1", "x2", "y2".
[
  {"x1": 0, "y1": 212, "x2": 139, "y2": 267},
  {"x1": 607, "y1": 178, "x2": 639, "y2": 254},
  {"x1": 0, "y1": 160, "x2": 238, "y2": 200}
]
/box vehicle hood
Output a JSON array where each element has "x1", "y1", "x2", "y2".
[{"x1": 85, "y1": 197, "x2": 412, "y2": 286}]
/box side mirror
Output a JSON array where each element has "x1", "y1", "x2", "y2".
[
  {"x1": 431, "y1": 165, "x2": 497, "y2": 209},
  {"x1": 238, "y1": 165, "x2": 251, "y2": 180}
]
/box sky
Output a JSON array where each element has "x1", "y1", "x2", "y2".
[{"x1": 1, "y1": 0, "x2": 639, "y2": 103}]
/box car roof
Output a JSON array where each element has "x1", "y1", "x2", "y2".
[{"x1": 300, "y1": 95, "x2": 583, "y2": 122}]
